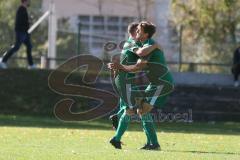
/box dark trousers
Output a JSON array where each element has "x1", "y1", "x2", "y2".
[
  {"x1": 232, "y1": 64, "x2": 240, "y2": 81},
  {"x1": 2, "y1": 31, "x2": 33, "y2": 65}
]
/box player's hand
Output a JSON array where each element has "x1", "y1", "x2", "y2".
[
  {"x1": 107, "y1": 63, "x2": 121, "y2": 70},
  {"x1": 137, "y1": 108, "x2": 143, "y2": 116},
  {"x1": 107, "y1": 63, "x2": 114, "y2": 70},
  {"x1": 136, "y1": 59, "x2": 147, "y2": 69}
]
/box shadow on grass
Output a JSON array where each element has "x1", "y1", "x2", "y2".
[
  {"x1": 163, "y1": 149, "x2": 240, "y2": 156},
  {"x1": 0, "y1": 114, "x2": 240, "y2": 135}
]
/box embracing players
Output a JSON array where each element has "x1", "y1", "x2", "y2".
[{"x1": 108, "y1": 21, "x2": 174, "y2": 150}]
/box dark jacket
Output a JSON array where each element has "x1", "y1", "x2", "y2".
[
  {"x1": 15, "y1": 5, "x2": 29, "y2": 32},
  {"x1": 233, "y1": 47, "x2": 240, "y2": 65}
]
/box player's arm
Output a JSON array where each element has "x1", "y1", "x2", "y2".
[
  {"x1": 133, "y1": 44, "x2": 161, "y2": 57},
  {"x1": 111, "y1": 54, "x2": 120, "y2": 63},
  {"x1": 110, "y1": 54, "x2": 121, "y2": 78},
  {"x1": 108, "y1": 59, "x2": 147, "y2": 73}
]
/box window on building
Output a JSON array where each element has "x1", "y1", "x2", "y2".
[{"x1": 78, "y1": 15, "x2": 136, "y2": 51}]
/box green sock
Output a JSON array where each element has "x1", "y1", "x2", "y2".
[
  {"x1": 114, "y1": 111, "x2": 130, "y2": 141},
  {"x1": 117, "y1": 99, "x2": 127, "y2": 118},
  {"x1": 141, "y1": 113, "x2": 159, "y2": 145},
  {"x1": 117, "y1": 107, "x2": 124, "y2": 118},
  {"x1": 142, "y1": 124, "x2": 151, "y2": 145}
]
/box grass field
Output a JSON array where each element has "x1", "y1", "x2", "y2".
[{"x1": 0, "y1": 115, "x2": 240, "y2": 160}]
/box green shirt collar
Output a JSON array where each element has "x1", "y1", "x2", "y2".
[
  {"x1": 127, "y1": 37, "x2": 142, "y2": 47},
  {"x1": 142, "y1": 38, "x2": 154, "y2": 45}
]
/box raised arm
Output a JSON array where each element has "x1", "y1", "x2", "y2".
[
  {"x1": 108, "y1": 59, "x2": 147, "y2": 73},
  {"x1": 133, "y1": 44, "x2": 161, "y2": 57}
]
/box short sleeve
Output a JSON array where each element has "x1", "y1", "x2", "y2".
[
  {"x1": 128, "y1": 45, "x2": 139, "y2": 52},
  {"x1": 123, "y1": 41, "x2": 139, "y2": 52},
  {"x1": 142, "y1": 43, "x2": 151, "y2": 48}
]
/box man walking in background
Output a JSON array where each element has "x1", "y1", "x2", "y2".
[
  {"x1": 232, "y1": 45, "x2": 240, "y2": 87},
  {"x1": 0, "y1": 0, "x2": 35, "y2": 69}
]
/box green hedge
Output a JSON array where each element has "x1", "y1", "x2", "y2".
[{"x1": 0, "y1": 69, "x2": 96, "y2": 117}]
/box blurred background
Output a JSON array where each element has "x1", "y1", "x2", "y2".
[
  {"x1": 0, "y1": 1, "x2": 240, "y2": 159},
  {"x1": 0, "y1": 0, "x2": 240, "y2": 121},
  {"x1": 1, "y1": 0, "x2": 240, "y2": 73}
]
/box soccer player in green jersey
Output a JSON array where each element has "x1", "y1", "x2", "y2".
[
  {"x1": 108, "y1": 22, "x2": 160, "y2": 149},
  {"x1": 109, "y1": 21, "x2": 174, "y2": 150},
  {"x1": 109, "y1": 23, "x2": 159, "y2": 130}
]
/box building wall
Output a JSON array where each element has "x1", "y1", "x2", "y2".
[
  {"x1": 42, "y1": 0, "x2": 155, "y2": 18},
  {"x1": 42, "y1": 0, "x2": 177, "y2": 60}
]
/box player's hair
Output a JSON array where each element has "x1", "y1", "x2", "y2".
[
  {"x1": 139, "y1": 21, "x2": 156, "y2": 38},
  {"x1": 21, "y1": 0, "x2": 28, "y2": 3},
  {"x1": 128, "y1": 22, "x2": 139, "y2": 35}
]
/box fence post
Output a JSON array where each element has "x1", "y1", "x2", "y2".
[
  {"x1": 40, "y1": 55, "x2": 47, "y2": 69},
  {"x1": 77, "y1": 22, "x2": 81, "y2": 56},
  {"x1": 48, "y1": 0, "x2": 57, "y2": 69},
  {"x1": 189, "y1": 63, "x2": 195, "y2": 72}
]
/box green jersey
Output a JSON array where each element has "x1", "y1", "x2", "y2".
[
  {"x1": 142, "y1": 38, "x2": 173, "y2": 84},
  {"x1": 140, "y1": 38, "x2": 174, "y2": 107},
  {"x1": 114, "y1": 37, "x2": 140, "y2": 109}
]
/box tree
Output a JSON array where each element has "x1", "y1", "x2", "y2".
[
  {"x1": 171, "y1": 0, "x2": 240, "y2": 73},
  {"x1": 136, "y1": 0, "x2": 154, "y2": 21}
]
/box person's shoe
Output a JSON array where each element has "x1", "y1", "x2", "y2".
[
  {"x1": 109, "y1": 138, "x2": 122, "y2": 149},
  {"x1": 149, "y1": 143, "x2": 161, "y2": 150},
  {"x1": 109, "y1": 114, "x2": 119, "y2": 130},
  {"x1": 28, "y1": 64, "x2": 37, "y2": 70},
  {"x1": 0, "y1": 62, "x2": 7, "y2": 69},
  {"x1": 139, "y1": 143, "x2": 151, "y2": 150},
  {"x1": 234, "y1": 81, "x2": 239, "y2": 87}
]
